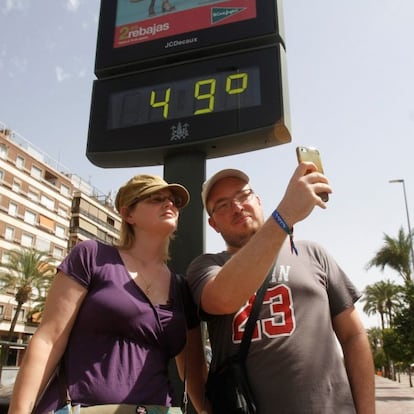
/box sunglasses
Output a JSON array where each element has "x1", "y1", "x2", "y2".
[{"x1": 131, "y1": 193, "x2": 184, "y2": 209}]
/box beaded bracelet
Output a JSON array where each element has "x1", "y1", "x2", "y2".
[{"x1": 271, "y1": 210, "x2": 298, "y2": 255}]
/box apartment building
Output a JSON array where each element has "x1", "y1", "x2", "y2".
[
  {"x1": 69, "y1": 189, "x2": 120, "y2": 249},
  {"x1": 0, "y1": 122, "x2": 120, "y2": 367}
]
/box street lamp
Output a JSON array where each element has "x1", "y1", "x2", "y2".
[{"x1": 389, "y1": 179, "x2": 414, "y2": 278}]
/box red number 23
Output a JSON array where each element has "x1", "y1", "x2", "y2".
[{"x1": 233, "y1": 284, "x2": 295, "y2": 342}]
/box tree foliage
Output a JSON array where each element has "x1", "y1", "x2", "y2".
[
  {"x1": 392, "y1": 282, "x2": 414, "y2": 366},
  {"x1": 366, "y1": 227, "x2": 412, "y2": 283},
  {"x1": 0, "y1": 248, "x2": 55, "y2": 370},
  {"x1": 362, "y1": 280, "x2": 403, "y2": 330}
]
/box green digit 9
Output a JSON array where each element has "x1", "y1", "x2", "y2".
[
  {"x1": 194, "y1": 79, "x2": 216, "y2": 115},
  {"x1": 226, "y1": 73, "x2": 248, "y2": 94},
  {"x1": 150, "y1": 88, "x2": 171, "y2": 119}
]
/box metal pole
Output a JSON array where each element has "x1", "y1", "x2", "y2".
[
  {"x1": 164, "y1": 151, "x2": 206, "y2": 414},
  {"x1": 389, "y1": 179, "x2": 414, "y2": 278}
]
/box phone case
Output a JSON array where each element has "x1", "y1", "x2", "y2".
[{"x1": 296, "y1": 146, "x2": 329, "y2": 201}]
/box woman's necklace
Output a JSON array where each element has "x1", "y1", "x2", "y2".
[{"x1": 137, "y1": 272, "x2": 152, "y2": 295}]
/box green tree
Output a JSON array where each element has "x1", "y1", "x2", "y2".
[
  {"x1": 367, "y1": 327, "x2": 387, "y2": 373},
  {"x1": 362, "y1": 281, "x2": 404, "y2": 379},
  {"x1": 362, "y1": 280, "x2": 403, "y2": 330},
  {"x1": 393, "y1": 282, "x2": 414, "y2": 387},
  {"x1": 367, "y1": 326, "x2": 383, "y2": 352},
  {"x1": 366, "y1": 227, "x2": 412, "y2": 283},
  {"x1": 0, "y1": 248, "x2": 55, "y2": 375}
]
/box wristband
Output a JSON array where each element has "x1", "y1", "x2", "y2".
[{"x1": 271, "y1": 210, "x2": 298, "y2": 255}]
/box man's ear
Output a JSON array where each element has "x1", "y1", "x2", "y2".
[{"x1": 208, "y1": 216, "x2": 220, "y2": 233}]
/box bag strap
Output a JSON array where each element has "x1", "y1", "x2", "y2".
[
  {"x1": 238, "y1": 265, "x2": 273, "y2": 362},
  {"x1": 175, "y1": 273, "x2": 189, "y2": 414}
]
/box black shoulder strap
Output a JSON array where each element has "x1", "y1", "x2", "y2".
[{"x1": 238, "y1": 266, "x2": 273, "y2": 362}]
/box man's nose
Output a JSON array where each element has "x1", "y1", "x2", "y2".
[{"x1": 230, "y1": 199, "x2": 244, "y2": 211}]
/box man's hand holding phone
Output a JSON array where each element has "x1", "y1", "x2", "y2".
[{"x1": 296, "y1": 146, "x2": 330, "y2": 202}]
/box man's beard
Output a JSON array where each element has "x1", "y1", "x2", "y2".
[{"x1": 221, "y1": 226, "x2": 259, "y2": 250}]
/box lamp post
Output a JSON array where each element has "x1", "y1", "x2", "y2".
[{"x1": 389, "y1": 179, "x2": 414, "y2": 278}]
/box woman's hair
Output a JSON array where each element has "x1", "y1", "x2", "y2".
[{"x1": 114, "y1": 174, "x2": 188, "y2": 261}]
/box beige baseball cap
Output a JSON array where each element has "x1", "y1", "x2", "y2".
[
  {"x1": 201, "y1": 169, "x2": 249, "y2": 210},
  {"x1": 115, "y1": 174, "x2": 190, "y2": 212}
]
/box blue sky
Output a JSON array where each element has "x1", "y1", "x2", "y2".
[{"x1": 1, "y1": 0, "x2": 414, "y2": 327}]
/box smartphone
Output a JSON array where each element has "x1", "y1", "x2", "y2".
[{"x1": 296, "y1": 146, "x2": 329, "y2": 202}]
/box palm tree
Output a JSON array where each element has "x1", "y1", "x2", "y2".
[
  {"x1": 362, "y1": 280, "x2": 403, "y2": 330},
  {"x1": 366, "y1": 227, "x2": 412, "y2": 283},
  {"x1": 0, "y1": 248, "x2": 55, "y2": 376},
  {"x1": 362, "y1": 280, "x2": 404, "y2": 380},
  {"x1": 366, "y1": 327, "x2": 387, "y2": 374},
  {"x1": 366, "y1": 326, "x2": 383, "y2": 351}
]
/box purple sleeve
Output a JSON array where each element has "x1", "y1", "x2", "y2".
[{"x1": 57, "y1": 240, "x2": 99, "y2": 288}]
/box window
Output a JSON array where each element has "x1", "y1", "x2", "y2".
[
  {"x1": 28, "y1": 190, "x2": 39, "y2": 203},
  {"x1": 31, "y1": 165, "x2": 42, "y2": 180},
  {"x1": 4, "y1": 226, "x2": 14, "y2": 241},
  {"x1": 0, "y1": 170, "x2": 4, "y2": 181},
  {"x1": 61, "y1": 184, "x2": 71, "y2": 197},
  {"x1": 53, "y1": 246, "x2": 64, "y2": 260},
  {"x1": 21, "y1": 233, "x2": 34, "y2": 247},
  {"x1": 2, "y1": 252, "x2": 11, "y2": 264},
  {"x1": 24, "y1": 210, "x2": 36, "y2": 225},
  {"x1": 56, "y1": 224, "x2": 65, "y2": 238},
  {"x1": 44, "y1": 170, "x2": 58, "y2": 186},
  {"x1": 57, "y1": 206, "x2": 68, "y2": 217},
  {"x1": 8, "y1": 202, "x2": 18, "y2": 216},
  {"x1": 40, "y1": 194, "x2": 54, "y2": 210},
  {"x1": 35, "y1": 238, "x2": 50, "y2": 253},
  {"x1": 16, "y1": 156, "x2": 25, "y2": 169},
  {"x1": 12, "y1": 180, "x2": 21, "y2": 193},
  {"x1": 0, "y1": 144, "x2": 7, "y2": 159},
  {"x1": 39, "y1": 215, "x2": 54, "y2": 231}
]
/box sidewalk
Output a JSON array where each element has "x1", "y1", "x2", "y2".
[{"x1": 376, "y1": 374, "x2": 414, "y2": 414}]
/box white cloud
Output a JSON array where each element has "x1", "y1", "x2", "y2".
[
  {"x1": 66, "y1": 0, "x2": 80, "y2": 12},
  {"x1": 78, "y1": 68, "x2": 86, "y2": 78},
  {"x1": 55, "y1": 66, "x2": 72, "y2": 82},
  {"x1": 0, "y1": 46, "x2": 6, "y2": 70},
  {"x1": 9, "y1": 55, "x2": 28, "y2": 74},
  {"x1": 1, "y1": 0, "x2": 29, "y2": 14}
]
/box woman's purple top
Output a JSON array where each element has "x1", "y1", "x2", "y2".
[{"x1": 35, "y1": 240, "x2": 198, "y2": 413}]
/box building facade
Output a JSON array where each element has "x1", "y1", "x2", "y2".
[{"x1": 0, "y1": 122, "x2": 120, "y2": 367}]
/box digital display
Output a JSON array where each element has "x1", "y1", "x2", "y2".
[
  {"x1": 87, "y1": 44, "x2": 291, "y2": 168},
  {"x1": 108, "y1": 67, "x2": 260, "y2": 129}
]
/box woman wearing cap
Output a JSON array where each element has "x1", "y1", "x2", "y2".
[{"x1": 9, "y1": 175, "x2": 209, "y2": 414}]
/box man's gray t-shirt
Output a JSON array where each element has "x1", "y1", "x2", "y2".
[{"x1": 187, "y1": 240, "x2": 361, "y2": 414}]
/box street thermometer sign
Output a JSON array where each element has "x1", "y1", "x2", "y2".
[{"x1": 87, "y1": 0, "x2": 291, "y2": 167}]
